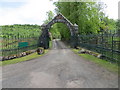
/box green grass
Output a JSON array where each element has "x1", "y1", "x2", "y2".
[
  {"x1": 1, "y1": 50, "x2": 49, "y2": 66},
  {"x1": 72, "y1": 49, "x2": 118, "y2": 73},
  {"x1": 49, "y1": 40, "x2": 53, "y2": 49},
  {"x1": 1, "y1": 40, "x2": 53, "y2": 66}
]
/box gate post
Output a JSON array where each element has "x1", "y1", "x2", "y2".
[
  {"x1": 70, "y1": 34, "x2": 78, "y2": 48},
  {"x1": 70, "y1": 24, "x2": 78, "y2": 48},
  {"x1": 44, "y1": 28, "x2": 50, "y2": 49},
  {"x1": 38, "y1": 24, "x2": 50, "y2": 49}
]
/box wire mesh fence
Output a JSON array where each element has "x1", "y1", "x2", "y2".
[{"x1": 78, "y1": 33, "x2": 120, "y2": 63}]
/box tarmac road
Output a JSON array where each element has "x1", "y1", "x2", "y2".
[{"x1": 2, "y1": 39, "x2": 118, "y2": 88}]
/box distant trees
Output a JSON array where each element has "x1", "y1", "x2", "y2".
[
  {"x1": 54, "y1": 2, "x2": 117, "y2": 35},
  {"x1": 50, "y1": 23, "x2": 61, "y2": 39},
  {"x1": 1, "y1": 24, "x2": 41, "y2": 39},
  {"x1": 44, "y1": 11, "x2": 54, "y2": 24},
  {"x1": 44, "y1": 1, "x2": 117, "y2": 40}
]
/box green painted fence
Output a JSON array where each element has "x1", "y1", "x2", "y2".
[{"x1": 77, "y1": 33, "x2": 120, "y2": 63}]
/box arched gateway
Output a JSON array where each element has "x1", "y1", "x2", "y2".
[{"x1": 38, "y1": 13, "x2": 78, "y2": 49}]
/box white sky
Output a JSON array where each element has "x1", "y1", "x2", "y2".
[
  {"x1": 0, "y1": 0, "x2": 119, "y2": 25},
  {"x1": 101, "y1": 0, "x2": 119, "y2": 20}
]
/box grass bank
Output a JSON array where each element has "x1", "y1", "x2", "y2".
[
  {"x1": 1, "y1": 50, "x2": 49, "y2": 66},
  {"x1": 72, "y1": 49, "x2": 118, "y2": 73}
]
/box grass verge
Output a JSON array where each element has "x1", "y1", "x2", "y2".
[
  {"x1": 1, "y1": 50, "x2": 49, "y2": 66},
  {"x1": 72, "y1": 49, "x2": 118, "y2": 73},
  {"x1": 49, "y1": 40, "x2": 53, "y2": 49}
]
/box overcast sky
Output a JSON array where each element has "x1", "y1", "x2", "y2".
[{"x1": 0, "y1": 0, "x2": 119, "y2": 25}]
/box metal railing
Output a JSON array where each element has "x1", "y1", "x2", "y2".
[
  {"x1": 1, "y1": 36, "x2": 39, "y2": 61},
  {"x1": 77, "y1": 33, "x2": 120, "y2": 63}
]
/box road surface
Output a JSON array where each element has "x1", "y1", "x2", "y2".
[{"x1": 2, "y1": 40, "x2": 118, "y2": 88}]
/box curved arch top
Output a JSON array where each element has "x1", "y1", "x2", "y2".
[{"x1": 39, "y1": 13, "x2": 78, "y2": 49}]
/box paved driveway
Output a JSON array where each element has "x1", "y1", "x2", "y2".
[{"x1": 2, "y1": 40, "x2": 118, "y2": 88}]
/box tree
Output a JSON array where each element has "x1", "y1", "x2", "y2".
[
  {"x1": 116, "y1": 20, "x2": 120, "y2": 35},
  {"x1": 54, "y1": 2, "x2": 105, "y2": 35},
  {"x1": 50, "y1": 23, "x2": 61, "y2": 39},
  {"x1": 54, "y1": 1, "x2": 116, "y2": 35},
  {"x1": 44, "y1": 10, "x2": 54, "y2": 24}
]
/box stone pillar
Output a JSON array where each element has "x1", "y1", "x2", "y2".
[
  {"x1": 38, "y1": 25, "x2": 50, "y2": 49},
  {"x1": 70, "y1": 34, "x2": 78, "y2": 48},
  {"x1": 70, "y1": 24, "x2": 78, "y2": 48},
  {"x1": 44, "y1": 28, "x2": 50, "y2": 49}
]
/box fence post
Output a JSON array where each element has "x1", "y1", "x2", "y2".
[
  {"x1": 18, "y1": 33, "x2": 19, "y2": 56},
  {"x1": 111, "y1": 34, "x2": 114, "y2": 62},
  {"x1": 101, "y1": 32, "x2": 104, "y2": 59}
]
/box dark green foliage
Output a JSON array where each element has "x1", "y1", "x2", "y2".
[
  {"x1": 45, "y1": 2, "x2": 117, "y2": 40},
  {"x1": 58, "y1": 23, "x2": 70, "y2": 41},
  {"x1": 54, "y1": 2, "x2": 101, "y2": 35},
  {"x1": 54, "y1": 2, "x2": 117, "y2": 35},
  {"x1": 50, "y1": 23, "x2": 61, "y2": 39},
  {"x1": 49, "y1": 23, "x2": 71, "y2": 41}
]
